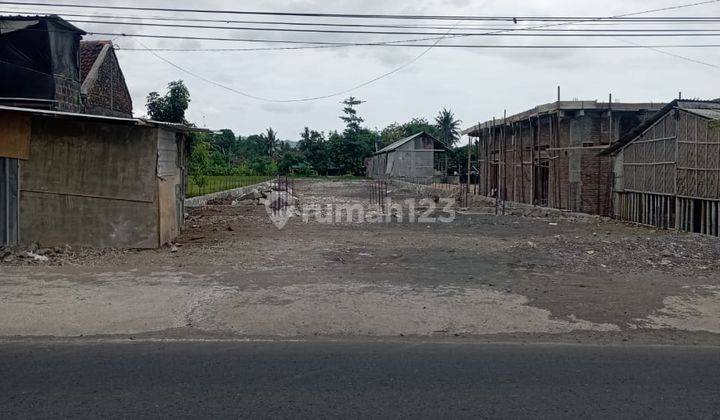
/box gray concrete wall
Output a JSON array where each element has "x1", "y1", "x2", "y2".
[
  {"x1": 156, "y1": 128, "x2": 183, "y2": 245},
  {"x1": 19, "y1": 116, "x2": 160, "y2": 248}
]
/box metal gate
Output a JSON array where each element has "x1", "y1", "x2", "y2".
[{"x1": 0, "y1": 157, "x2": 19, "y2": 246}]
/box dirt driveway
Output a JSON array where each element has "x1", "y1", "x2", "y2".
[{"x1": 1, "y1": 179, "x2": 719, "y2": 344}]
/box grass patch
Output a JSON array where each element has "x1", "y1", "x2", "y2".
[{"x1": 187, "y1": 175, "x2": 273, "y2": 198}]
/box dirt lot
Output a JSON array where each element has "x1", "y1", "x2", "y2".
[{"x1": 1, "y1": 179, "x2": 719, "y2": 344}]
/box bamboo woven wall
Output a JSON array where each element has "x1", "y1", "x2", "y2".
[
  {"x1": 621, "y1": 111, "x2": 677, "y2": 195},
  {"x1": 677, "y1": 110, "x2": 720, "y2": 200}
]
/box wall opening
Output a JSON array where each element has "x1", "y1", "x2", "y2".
[
  {"x1": 0, "y1": 157, "x2": 20, "y2": 246},
  {"x1": 535, "y1": 160, "x2": 549, "y2": 206}
]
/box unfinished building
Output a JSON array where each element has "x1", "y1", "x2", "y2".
[
  {"x1": 366, "y1": 132, "x2": 451, "y2": 181},
  {"x1": 462, "y1": 100, "x2": 662, "y2": 215},
  {"x1": 606, "y1": 99, "x2": 720, "y2": 236}
]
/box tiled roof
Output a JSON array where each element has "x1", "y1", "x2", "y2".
[{"x1": 79, "y1": 40, "x2": 111, "y2": 82}]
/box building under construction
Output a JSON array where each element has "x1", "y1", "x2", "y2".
[
  {"x1": 462, "y1": 99, "x2": 662, "y2": 216},
  {"x1": 606, "y1": 99, "x2": 720, "y2": 236}
]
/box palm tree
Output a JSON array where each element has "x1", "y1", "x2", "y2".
[
  {"x1": 434, "y1": 108, "x2": 462, "y2": 146},
  {"x1": 264, "y1": 128, "x2": 278, "y2": 157}
]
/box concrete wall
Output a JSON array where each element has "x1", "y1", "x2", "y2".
[
  {"x1": 19, "y1": 116, "x2": 160, "y2": 248},
  {"x1": 157, "y1": 128, "x2": 182, "y2": 245}
]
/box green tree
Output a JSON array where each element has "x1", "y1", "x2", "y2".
[
  {"x1": 298, "y1": 127, "x2": 329, "y2": 175},
  {"x1": 262, "y1": 128, "x2": 279, "y2": 158},
  {"x1": 334, "y1": 98, "x2": 376, "y2": 175},
  {"x1": 380, "y1": 118, "x2": 442, "y2": 148},
  {"x1": 340, "y1": 97, "x2": 365, "y2": 133},
  {"x1": 210, "y1": 129, "x2": 238, "y2": 164},
  {"x1": 145, "y1": 80, "x2": 191, "y2": 123},
  {"x1": 187, "y1": 135, "x2": 212, "y2": 187},
  {"x1": 435, "y1": 108, "x2": 462, "y2": 147}
]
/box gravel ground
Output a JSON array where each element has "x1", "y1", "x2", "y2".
[{"x1": 1, "y1": 179, "x2": 719, "y2": 344}]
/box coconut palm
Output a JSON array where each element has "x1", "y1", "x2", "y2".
[
  {"x1": 434, "y1": 108, "x2": 462, "y2": 146},
  {"x1": 264, "y1": 127, "x2": 278, "y2": 157}
]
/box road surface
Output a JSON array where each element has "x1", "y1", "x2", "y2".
[{"x1": 1, "y1": 340, "x2": 719, "y2": 419}]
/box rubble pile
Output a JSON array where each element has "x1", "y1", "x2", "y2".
[
  {"x1": 230, "y1": 182, "x2": 299, "y2": 209},
  {"x1": 513, "y1": 229, "x2": 720, "y2": 276},
  {"x1": 0, "y1": 243, "x2": 127, "y2": 266},
  {"x1": 1, "y1": 243, "x2": 72, "y2": 265}
]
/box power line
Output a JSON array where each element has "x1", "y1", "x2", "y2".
[
  {"x1": 130, "y1": 19, "x2": 465, "y2": 103},
  {"x1": 88, "y1": 32, "x2": 461, "y2": 46},
  {"x1": 56, "y1": 18, "x2": 720, "y2": 36},
  {"x1": 9, "y1": 0, "x2": 713, "y2": 103},
  {"x1": 127, "y1": 0, "x2": 720, "y2": 103},
  {"x1": 3, "y1": 8, "x2": 720, "y2": 26},
  {"x1": 5, "y1": 9, "x2": 720, "y2": 28},
  {"x1": 0, "y1": 0, "x2": 718, "y2": 21},
  {"x1": 17, "y1": 28, "x2": 720, "y2": 43},
  {"x1": 115, "y1": 44, "x2": 720, "y2": 52},
  {"x1": 616, "y1": 37, "x2": 720, "y2": 69}
]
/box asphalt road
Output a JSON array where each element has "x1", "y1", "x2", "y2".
[{"x1": 1, "y1": 340, "x2": 719, "y2": 419}]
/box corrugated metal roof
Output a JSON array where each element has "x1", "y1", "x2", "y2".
[
  {"x1": 681, "y1": 108, "x2": 720, "y2": 120},
  {"x1": 604, "y1": 99, "x2": 720, "y2": 155},
  {"x1": 374, "y1": 131, "x2": 451, "y2": 155},
  {"x1": 376, "y1": 132, "x2": 424, "y2": 154},
  {"x1": 0, "y1": 14, "x2": 86, "y2": 35},
  {"x1": 0, "y1": 105, "x2": 208, "y2": 132}
]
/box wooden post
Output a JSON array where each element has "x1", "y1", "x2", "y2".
[
  {"x1": 530, "y1": 117, "x2": 535, "y2": 206},
  {"x1": 493, "y1": 117, "x2": 498, "y2": 215},
  {"x1": 476, "y1": 132, "x2": 480, "y2": 195},
  {"x1": 520, "y1": 122, "x2": 525, "y2": 203},
  {"x1": 503, "y1": 109, "x2": 507, "y2": 215},
  {"x1": 513, "y1": 122, "x2": 518, "y2": 202},
  {"x1": 484, "y1": 122, "x2": 489, "y2": 196},
  {"x1": 467, "y1": 131, "x2": 471, "y2": 207}
]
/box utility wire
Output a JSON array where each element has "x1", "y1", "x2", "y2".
[
  {"x1": 116, "y1": 44, "x2": 720, "y2": 52},
  {"x1": 130, "y1": 19, "x2": 465, "y2": 102},
  {"x1": 51, "y1": 18, "x2": 720, "y2": 36},
  {"x1": 617, "y1": 37, "x2": 720, "y2": 69},
  {"x1": 10, "y1": 0, "x2": 716, "y2": 102},
  {"x1": 0, "y1": 0, "x2": 718, "y2": 20},
  {"x1": 4, "y1": 8, "x2": 720, "y2": 28},
  {"x1": 127, "y1": 0, "x2": 720, "y2": 103}
]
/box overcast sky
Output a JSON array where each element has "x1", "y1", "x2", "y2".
[{"x1": 7, "y1": 0, "x2": 719, "y2": 139}]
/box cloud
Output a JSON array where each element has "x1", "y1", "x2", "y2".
[{"x1": 86, "y1": 0, "x2": 720, "y2": 137}]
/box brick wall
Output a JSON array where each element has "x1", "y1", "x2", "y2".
[
  {"x1": 53, "y1": 77, "x2": 82, "y2": 113},
  {"x1": 474, "y1": 108, "x2": 650, "y2": 216},
  {"x1": 83, "y1": 49, "x2": 133, "y2": 118}
]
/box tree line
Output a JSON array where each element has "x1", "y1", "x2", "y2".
[{"x1": 146, "y1": 81, "x2": 466, "y2": 185}]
